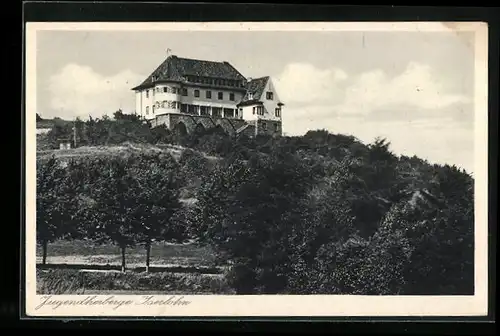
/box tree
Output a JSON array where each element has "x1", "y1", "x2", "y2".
[
  {"x1": 92, "y1": 153, "x2": 183, "y2": 272},
  {"x1": 92, "y1": 156, "x2": 138, "y2": 272},
  {"x1": 36, "y1": 156, "x2": 79, "y2": 264},
  {"x1": 47, "y1": 122, "x2": 72, "y2": 149},
  {"x1": 286, "y1": 172, "x2": 358, "y2": 294},
  {"x1": 127, "y1": 153, "x2": 183, "y2": 272},
  {"x1": 197, "y1": 151, "x2": 315, "y2": 294},
  {"x1": 398, "y1": 164, "x2": 475, "y2": 295}
]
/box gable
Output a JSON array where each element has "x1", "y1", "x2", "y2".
[
  {"x1": 238, "y1": 76, "x2": 284, "y2": 107},
  {"x1": 261, "y1": 77, "x2": 283, "y2": 105}
]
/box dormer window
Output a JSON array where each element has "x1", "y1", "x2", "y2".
[
  {"x1": 266, "y1": 91, "x2": 274, "y2": 100},
  {"x1": 248, "y1": 92, "x2": 254, "y2": 100}
]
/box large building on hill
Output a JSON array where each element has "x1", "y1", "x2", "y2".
[{"x1": 131, "y1": 55, "x2": 284, "y2": 137}]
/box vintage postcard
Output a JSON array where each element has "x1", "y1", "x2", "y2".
[{"x1": 25, "y1": 21, "x2": 489, "y2": 317}]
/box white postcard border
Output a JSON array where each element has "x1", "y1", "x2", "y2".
[{"x1": 25, "y1": 21, "x2": 489, "y2": 317}]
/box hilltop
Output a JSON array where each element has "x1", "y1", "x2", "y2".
[
  {"x1": 36, "y1": 112, "x2": 474, "y2": 295},
  {"x1": 37, "y1": 141, "x2": 219, "y2": 162},
  {"x1": 36, "y1": 114, "x2": 73, "y2": 128}
]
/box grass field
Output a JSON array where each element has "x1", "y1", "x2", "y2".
[
  {"x1": 36, "y1": 269, "x2": 234, "y2": 295},
  {"x1": 35, "y1": 239, "x2": 232, "y2": 294},
  {"x1": 36, "y1": 239, "x2": 221, "y2": 268}
]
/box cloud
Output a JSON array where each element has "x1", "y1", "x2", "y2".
[
  {"x1": 277, "y1": 61, "x2": 474, "y2": 172},
  {"x1": 273, "y1": 63, "x2": 348, "y2": 106},
  {"x1": 337, "y1": 62, "x2": 471, "y2": 116},
  {"x1": 275, "y1": 61, "x2": 471, "y2": 119},
  {"x1": 48, "y1": 63, "x2": 144, "y2": 119}
]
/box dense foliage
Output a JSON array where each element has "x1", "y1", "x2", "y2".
[{"x1": 37, "y1": 113, "x2": 475, "y2": 294}]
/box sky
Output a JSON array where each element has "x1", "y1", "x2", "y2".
[{"x1": 36, "y1": 28, "x2": 476, "y2": 173}]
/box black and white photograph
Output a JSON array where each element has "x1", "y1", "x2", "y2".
[{"x1": 25, "y1": 21, "x2": 489, "y2": 317}]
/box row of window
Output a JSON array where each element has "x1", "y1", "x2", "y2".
[
  {"x1": 145, "y1": 102, "x2": 282, "y2": 118},
  {"x1": 145, "y1": 87, "x2": 186, "y2": 98},
  {"x1": 252, "y1": 106, "x2": 281, "y2": 117},
  {"x1": 145, "y1": 87, "x2": 236, "y2": 101},
  {"x1": 185, "y1": 75, "x2": 245, "y2": 88},
  {"x1": 145, "y1": 102, "x2": 240, "y2": 119},
  {"x1": 150, "y1": 74, "x2": 245, "y2": 88},
  {"x1": 247, "y1": 91, "x2": 274, "y2": 101},
  {"x1": 192, "y1": 89, "x2": 235, "y2": 101}
]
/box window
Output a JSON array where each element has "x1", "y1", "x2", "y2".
[
  {"x1": 275, "y1": 107, "x2": 281, "y2": 117},
  {"x1": 223, "y1": 108, "x2": 235, "y2": 118},
  {"x1": 180, "y1": 104, "x2": 188, "y2": 113},
  {"x1": 200, "y1": 106, "x2": 209, "y2": 116},
  {"x1": 274, "y1": 123, "x2": 279, "y2": 132},
  {"x1": 152, "y1": 105, "x2": 155, "y2": 114},
  {"x1": 255, "y1": 106, "x2": 264, "y2": 115},
  {"x1": 156, "y1": 87, "x2": 161, "y2": 93},
  {"x1": 163, "y1": 87, "x2": 168, "y2": 93},
  {"x1": 162, "y1": 101, "x2": 167, "y2": 108},
  {"x1": 248, "y1": 92, "x2": 254, "y2": 100},
  {"x1": 182, "y1": 88, "x2": 188, "y2": 96},
  {"x1": 212, "y1": 107, "x2": 222, "y2": 118},
  {"x1": 145, "y1": 106, "x2": 149, "y2": 115},
  {"x1": 206, "y1": 90, "x2": 212, "y2": 99},
  {"x1": 229, "y1": 93, "x2": 235, "y2": 101},
  {"x1": 252, "y1": 107, "x2": 256, "y2": 115},
  {"x1": 266, "y1": 91, "x2": 274, "y2": 100},
  {"x1": 188, "y1": 105, "x2": 197, "y2": 114},
  {"x1": 172, "y1": 87, "x2": 177, "y2": 94},
  {"x1": 262, "y1": 122, "x2": 267, "y2": 130},
  {"x1": 238, "y1": 108, "x2": 243, "y2": 117},
  {"x1": 194, "y1": 89, "x2": 200, "y2": 98},
  {"x1": 218, "y1": 92, "x2": 223, "y2": 100},
  {"x1": 146, "y1": 90, "x2": 149, "y2": 98}
]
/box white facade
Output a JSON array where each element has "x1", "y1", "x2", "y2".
[
  {"x1": 239, "y1": 78, "x2": 283, "y2": 123},
  {"x1": 135, "y1": 83, "x2": 246, "y2": 120}
]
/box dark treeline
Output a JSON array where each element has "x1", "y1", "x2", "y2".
[{"x1": 37, "y1": 112, "x2": 474, "y2": 295}]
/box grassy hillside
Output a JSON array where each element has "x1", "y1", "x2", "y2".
[{"x1": 36, "y1": 112, "x2": 474, "y2": 295}]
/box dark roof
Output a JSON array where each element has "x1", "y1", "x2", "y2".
[
  {"x1": 132, "y1": 55, "x2": 247, "y2": 90},
  {"x1": 236, "y1": 77, "x2": 269, "y2": 106}
]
